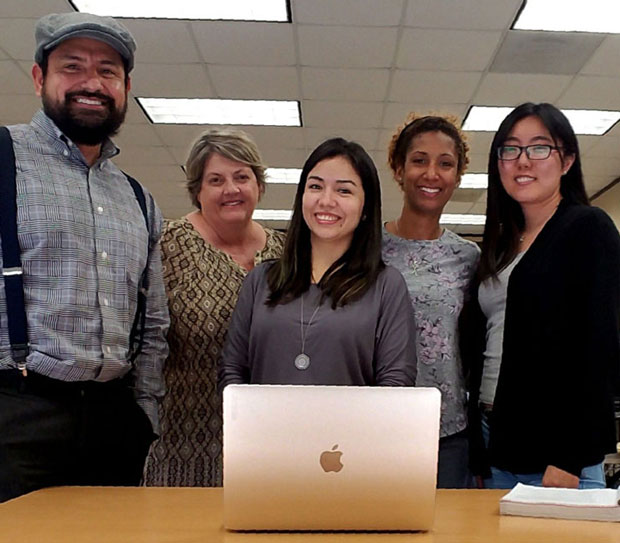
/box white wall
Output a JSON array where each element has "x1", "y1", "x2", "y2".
[{"x1": 593, "y1": 181, "x2": 620, "y2": 232}]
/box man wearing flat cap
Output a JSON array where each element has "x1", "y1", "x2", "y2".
[{"x1": 0, "y1": 12, "x2": 169, "y2": 501}]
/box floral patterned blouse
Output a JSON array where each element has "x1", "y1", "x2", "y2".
[{"x1": 382, "y1": 228, "x2": 480, "y2": 438}]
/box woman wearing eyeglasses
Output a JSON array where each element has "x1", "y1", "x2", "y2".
[{"x1": 465, "y1": 102, "x2": 620, "y2": 489}]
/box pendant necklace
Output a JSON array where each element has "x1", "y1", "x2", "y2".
[{"x1": 294, "y1": 292, "x2": 321, "y2": 370}]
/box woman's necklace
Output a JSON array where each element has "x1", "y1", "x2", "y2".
[{"x1": 294, "y1": 292, "x2": 321, "y2": 370}]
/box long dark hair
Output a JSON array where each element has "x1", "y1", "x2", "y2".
[
  {"x1": 267, "y1": 138, "x2": 385, "y2": 309},
  {"x1": 479, "y1": 102, "x2": 589, "y2": 281}
]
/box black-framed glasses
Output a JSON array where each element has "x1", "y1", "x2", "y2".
[{"x1": 497, "y1": 144, "x2": 561, "y2": 161}]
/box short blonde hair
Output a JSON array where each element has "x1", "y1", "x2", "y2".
[
  {"x1": 388, "y1": 113, "x2": 469, "y2": 187},
  {"x1": 185, "y1": 129, "x2": 266, "y2": 209}
]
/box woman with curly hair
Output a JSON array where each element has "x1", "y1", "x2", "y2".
[{"x1": 382, "y1": 114, "x2": 480, "y2": 488}]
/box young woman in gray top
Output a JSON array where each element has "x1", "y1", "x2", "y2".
[
  {"x1": 382, "y1": 115, "x2": 480, "y2": 488},
  {"x1": 219, "y1": 138, "x2": 417, "y2": 388}
]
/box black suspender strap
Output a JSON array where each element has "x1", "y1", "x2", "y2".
[
  {"x1": 0, "y1": 126, "x2": 151, "y2": 369},
  {"x1": 124, "y1": 174, "x2": 150, "y2": 363},
  {"x1": 0, "y1": 126, "x2": 29, "y2": 369}
]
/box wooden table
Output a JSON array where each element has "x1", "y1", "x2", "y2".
[{"x1": 0, "y1": 487, "x2": 618, "y2": 542}]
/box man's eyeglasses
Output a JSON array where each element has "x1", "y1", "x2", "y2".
[{"x1": 497, "y1": 144, "x2": 561, "y2": 161}]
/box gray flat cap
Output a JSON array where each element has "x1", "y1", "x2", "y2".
[{"x1": 35, "y1": 12, "x2": 136, "y2": 72}]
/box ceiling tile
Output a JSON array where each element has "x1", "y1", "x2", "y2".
[
  {"x1": 490, "y1": 31, "x2": 605, "y2": 75},
  {"x1": 114, "y1": 124, "x2": 165, "y2": 148},
  {"x1": 585, "y1": 135, "x2": 620, "y2": 157},
  {"x1": 210, "y1": 65, "x2": 298, "y2": 99},
  {"x1": 305, "y1": 127, "x2": 381, "y2": 151},
  {"x1": 0, "y1": 1, "x2": 68, "y2": 17},
  {"x1": 298, "y1": 25, "x2": 398, "y2": 68},
  {"x1": 582, "y1": 36, "x2": 620, "y2": 77},
  {"x1": 558, "y1": 76, "x2": 620, "y2": 110},
  {"x1": 301, "y1": 68, "x2": 390, "y2": 101},
  {"x1": 0, "y1": 95, "x2": 40, "y2": 125},
  {"x1": 303, "y1": 100, "x2": 383, "y2": 128},
  {"x1": 192, "y1": 21, "x2": 296, "y2": 66},
  {"x1": 113, "y1": 146, "x2": 178, "y2": 168},
  {"x1": 389, "y1": 70, "x2": 481, "y2": 103},
  {"x1": 152, "y1": 124, "x2": 213, "y2": 147},
  {"x1": 381, "y1": 103, "x2": 468, "y2": 129},
  {"x1": 396, "y1": 29, "x2": 502, "y2": 71},
  {"x1": 126, "y1": 20, "x2": 201, "y2": 64},
  {"x1": 404, "y1": 0, "x2": 522, "y2": 30},
  {"x1": 294, "y1": 0, "x2": 405, "y2": 25},
  {"x1": 465, "y1": 132, "x2": 494, "y2": 157},
  {"x1": 0, "y1": 18, "x2": 38, "y2": 60},
  {"x1": 0, "y1": 61, "x2": 32, "y2": 94},
  {"x1": 132, "y1": 64, "x2": 214, "y2": 98},
  {"x1": 582, "y1": 157, "x2": 620, "y2": 177},
  {"x1": 474, "y1": 73, "x2": 571, "y2": 105}
]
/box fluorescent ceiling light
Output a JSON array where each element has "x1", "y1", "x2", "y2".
[
  {"x1": 138, "y1": 98, "x2": 301, "y2": 127},
  {"x1": 460, "y1": 174, "x2": 488, "y2": 189},
  {"x1": 266, "y1": 168, "x2": 301, "y2": 184},
  {"x1": 71, "y1": 0, "x2": 290, "y2": 21},
  {"x1": 462, "y1": 106, "x2": 514, "y2": 132},
  {"x1": 253, "y1": 209, "x2": 292, "y2": 221},
  {"x1": 513, "y1": 0, "x2": 620, "y2": 33},
  {"x1": 463, "y1": 106, "x2": 620, "y2": 135},
  {"x1": 440, "y1": 214, "x2": 486, "y2": 226}
]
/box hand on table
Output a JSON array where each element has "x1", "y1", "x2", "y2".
[{"x1": 542, "y1": 465, "x2": 579, "y2": 488}]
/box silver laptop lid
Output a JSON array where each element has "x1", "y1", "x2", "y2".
[{"x1": 224, "y1": 385, "x2": 440, "y2": 531}]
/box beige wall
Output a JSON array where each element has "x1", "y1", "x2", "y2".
[{"x1": 593, "y1": 181, "x2": 620, "y2": 231}]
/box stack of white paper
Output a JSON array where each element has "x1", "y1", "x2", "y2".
[{"x1": 500, "y1": 483, "x2": 620, "y2": 522}]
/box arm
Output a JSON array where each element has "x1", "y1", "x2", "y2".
[
  {"x1": 217, "y1": 267, "x2": 260, "y2": 391},
  {"x1": 548, "y1": 209, "x2": 620, "y2": 479},
  {"x1": 132, "y1": 197, "x2": 170, "y2": 435},
  {"x1": 373, "y1": 268, "x2": 417, "y2": 386}
]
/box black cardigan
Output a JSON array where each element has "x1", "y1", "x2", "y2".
[{"x1": 464, "y1": 200, "x2": 620, "y2": 477}]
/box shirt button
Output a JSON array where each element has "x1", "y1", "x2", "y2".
[
  {"x1": 101, "y1": 251, "x2": 108, "y2": 260},
  {"x1": 63, "y1": 150, "x2": 69, "y2": 156},
  {"x1": 97, "y1": 206, "x2": 104, "y2": 214},
  {"x1": 102, "y1": 298, "x2": 109, "y2": 307}
]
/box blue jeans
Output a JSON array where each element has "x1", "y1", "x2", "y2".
[{"x1": 480, "y1": 411, "x2": 606, "y2": 489}]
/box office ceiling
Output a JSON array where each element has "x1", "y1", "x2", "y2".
[{"x1": 2, "y1": 0, "x2": 620, "y2": 235}]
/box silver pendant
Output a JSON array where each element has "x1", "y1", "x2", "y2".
[{"x1": 294, "y1": 353, "x2": 310, "y2": 370}]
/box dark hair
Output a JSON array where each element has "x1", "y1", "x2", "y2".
[
  {"x1": 267, "y1": 138, "x2": 385, "y2": 309},
  {"x1": 388, "y1": 113, "x2": 469, "y2": 183},
  {"x1": 479, "y1": 102, "x2": 589, "y2": 280}
]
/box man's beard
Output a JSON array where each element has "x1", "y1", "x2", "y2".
[{"x1": 42, "y1": 89, "x2": 127, "y2": 146}]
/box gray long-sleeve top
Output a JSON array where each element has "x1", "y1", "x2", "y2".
[{"x1": 218, "y1": 263, "x2": 417, "y2": 388}]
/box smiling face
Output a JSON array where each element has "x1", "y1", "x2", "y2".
[
  {"x1": 197, "y1": 152, "x2": 261, "y2": 227},
  {"x1": 498, "y1": 115, "x2": 574, "y2": 209},
  {"x1": 302, "y1": 155, "x2": 365, "y2": 251},
  {"x1": 32, "y1": 37, "x2": 129, "y2": 145},
  {"x1": 397, "y1": 130, "x2": 459, "y2": 217}
]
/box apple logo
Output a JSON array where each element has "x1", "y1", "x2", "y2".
[{"x1": 319, "y1": 444, "x2": 343, "y2": 473}]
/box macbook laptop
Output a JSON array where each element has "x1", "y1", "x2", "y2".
[{"x1": 223, "y1": 384, "x2": 441, "y2": 531}]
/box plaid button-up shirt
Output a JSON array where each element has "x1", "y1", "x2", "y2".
[{"x1": 0, "y1": 110, "x2": 169, "y2": 431}]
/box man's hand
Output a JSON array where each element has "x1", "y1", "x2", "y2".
[{"x1": 542, "y1": 465, "x2": 579, "y2": 488}]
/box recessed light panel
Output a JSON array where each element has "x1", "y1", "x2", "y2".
[
  {"x1": 440, "y1": 214, "x2": 486, "y2": 226},
  {"x1": 71, "y1": 0, "x2": 290, "y2": 21},
  {"x1": 513, "y1": 0, "x2": 620, "y2": 33},
  {"x1": 138, "y1": 98, "x2": 301, "y2": 126},
  {"x1": 460, "y1": 174, "x2": 488, "y2": 189},
  {"x1": 463, "y1": 106, "x2": 620, "y2": 135},
  {"x1": 253, "y1": 209, "x2": 293, "y2": 221},
  {"x1": 266, "y1": 168, "x2": 301, "y2": 184}
]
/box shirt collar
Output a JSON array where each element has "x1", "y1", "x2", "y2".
[{"x1": 31, "y1": 109, "x2": 120, "y2": 164}]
